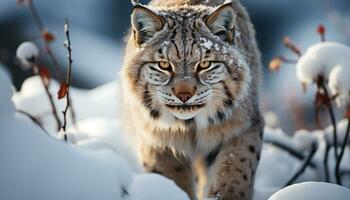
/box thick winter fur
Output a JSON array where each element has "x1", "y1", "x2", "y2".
[{"x1": 120, "y1": 0, "x2": 264, "y2": 199}]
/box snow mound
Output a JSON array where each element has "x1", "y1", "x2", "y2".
[
  {"x1": 328, "y1": 65, "x2": 350, "y2": 107},
  {"x1": 263, "y1": 111, "x2": 280, "y2": 129},
  {"x1": 0, "y1": 67, "x2": 15, "y2": 116},
  {"x1": 324, "y1": 119, "x2": 350, "y2": 145},
  {"x1": 128, "y1": 174, "x2": 190, "y2": 200},
  {"x1": 12, "y1": 76, "x2": 121, "y2": 133},
  {"x1": 0, "y1": 67, "x2": 188, "y2": 200},
  {"x1": 268, "y1": 182, "x2": 350, "y2": 200},
  {"x1": 67, "y1": 118, "x2": 141, "y2": 171},
  {"x1": 16, "y1": 41, "x2": 39, "y2": 69},
  {"x1": 296, "y1": 42, "x2": 350, "y2": 86},
  {"x1": 0, "y1": 66, "x2": 133, "y2": 200}
]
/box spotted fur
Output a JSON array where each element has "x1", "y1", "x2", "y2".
[{"x1": 121, "y1": 0, "x2": 264, "y2": 199}]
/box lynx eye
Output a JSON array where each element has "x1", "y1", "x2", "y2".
[
  {"x1": 198, "y1": 61, "x2": 211, "y2": 70},
  {"x1": 158, "y1": 61, "x2": 171, "y2": 70}
]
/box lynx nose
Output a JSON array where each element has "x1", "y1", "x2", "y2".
[
  {"x1": 172, "y1": 81, "x2": 196, "y2": 103},
  {"x1": 176, "y1": 93, "x2": 193, "y2": 103}
]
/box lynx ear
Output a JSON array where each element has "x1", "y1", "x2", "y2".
[
  {"x1": 131, "y1": 6, "x2": 164, "y2": 45},
  {"x1": 206, "y1": 3, "x2": 236, "y2": 42}
]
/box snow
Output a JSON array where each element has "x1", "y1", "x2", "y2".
[
  {"x1": 296, "y1": 41, "x2": 350, "y2": 86},
  {"x1": 268, "y1": 182, "x2": 350, "y2": 200},
  {"x1": 0, "y1": 67, "x2": 16, "y2": 115},
  {"x1": 255, "y1": 127, "x2": 320, "y2": 199},
  {"x1": 0, "y1": 68, "x2": 132, "y2": 200},
  {"x1": 12, "y1": 76, "x2": 121, "y2": 133},
  {"x1": 15, "y1": 41, "x2": 39, "y2": 70},
  {"x1": 67, "y1": 118, "x2": 141, "y2": 171},
  {"x1": 293, "y1": 129, "x2": 318, "y2": 151},
  {"x1": 0, "y1": 67, "x2": 189, "y2": 200},
  {"x1": 200, "y1": 37, "x2": 214, "y2": 49},
  {"x1": 324, "y1": 119, "x2": 350, "y2": 145},
  {"x1": 328, "y1": 65, "x2": 350, "y2": 107},
  {"x1": 263, "y1": 111, "x2": 280, "y2": 128},
  {"x1": 128, "y1": 174, "x2": 190, "y2": 200}
]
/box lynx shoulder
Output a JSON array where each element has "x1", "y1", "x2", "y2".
[{"x1": 121, "y1": 0, "x2": 264, "y2": 199}]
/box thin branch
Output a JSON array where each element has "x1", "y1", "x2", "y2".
[
  {"x1": 323, "y1": 142, "x2": 331, "y2": 182},
  {"x1": 283, "y1": 37, "x2": 302, "y2": 57},
  {"x1": 264, "y1": 140, "x2": 317, "y2": 169},
  {"x1": 284, "y1": 142, "x2": 318, "y2": 187},
  {"x1": 26, "y1": 0, "x2": 63, "y2": 80},
  {"x1": 280, "y1": 56, "x2": 298, "y2": 64},
  {"x1": 335, "y1": 118, "x2": 350, "y2": 185},
  {"x1": 17, "y1": 109, "x2": 49, "y2": 135},
  {"x1": 33, "y1": 65, "x2": 62, "y2": 131},
  {"x1": 319, "y1": 80, "x2": 340, "y2": 183},
  {"x1": 61, "y1": 18, "x2": 77, "y2": 139}
]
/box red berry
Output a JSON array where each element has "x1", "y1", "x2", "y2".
[{"x1": 317, "y1": 25, "x2": 326, "y2": 34}]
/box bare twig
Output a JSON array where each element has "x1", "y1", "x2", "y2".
[
  {"x1": 284, "y1": 142, "x2": 318, "y2": 187},
  {"x1": 317, "y1": 25, "x2": 326, "y2": 42},
  {"x1": 17, "y1": 109, "x2": 49, "y2": 135},
  {"x1": 32, "y1": 65, "x2": 62, "y2": 131},
  {"x1": 264, "y1": 140, "x2": 317, "y2": 169},
  {"x1": 61, "y1": 18, "x2": 77, "y2": 139},
  {"x1": 283, "y1": 37, "x2": 302, "y2": 57},
  {"x1": 26, "y1": 0, "x2": 63, "y2": 80},
  {"x1": 323, "y1": 142, "x2": 331, "y2": 182},
  {"x1": 316, "y1": 77, "x2": 339, "y2": 183},
  {"x1": 279, "y1": 56, "x2": 298, "y2": 64},
  {"x1": 335, "y1": 118, "x2": 350, "y2": 185}
]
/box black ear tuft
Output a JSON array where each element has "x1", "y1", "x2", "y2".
[{"x1": 131, "y1": 6, "x2": 164, "y2": 46}]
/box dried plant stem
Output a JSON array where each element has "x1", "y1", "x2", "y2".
[
  {"x1": 319, "y1": 82, "x2": 340, "y2": 182},
  {"x1": 17, "y1": 109, "x2": 49, "y2": 135},
  {"x1": 323, "y1": 142, "x2": 331, "y2": 182},
  {"x1": 27, "y1": 0, "x2": 63, "y2": 80},
  {"x1": 335, "y1": 118, "x2": 350, "y2": 185},
  {"x1": 284, "y1": 142, "x2": 317, "y2": 187},
  {"x1": 280, "y1": 56, "x2": 298, "y2": 64},
  {"x1": 33, "y1": 65, "x2": 61, "y2": 131},
  {"x1": 61, "y1": 18, "x2": 77, "y2": 136}
]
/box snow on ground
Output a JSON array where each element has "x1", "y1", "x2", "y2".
[
  {"x1": 1, "y1": 65, "x2": 350, "y2": 199},
  {"x1": 0, "y1": 67, "x2": 189, "y2": 200},
  {"x1": 268, "y1": 182, "x2": 350, "y2": 200}
]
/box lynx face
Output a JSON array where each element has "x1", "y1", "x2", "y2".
[{"x1": 124, "y1": 3, "x2": 251, "y2": 126}]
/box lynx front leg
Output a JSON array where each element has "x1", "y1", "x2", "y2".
[
  {"x1": 140, "y1": 146, "x2": 196, "y2": 200},
  {"x1": 205, "y1": 128, "x2": 263, "y2": 200}
]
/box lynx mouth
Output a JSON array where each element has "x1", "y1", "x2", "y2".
[
  {"x1": 165, "y1": 104, "x2": 205, "y2": 111},
  {"x1": 165, "y1": 104, "x2": 205, "y2": 120}
]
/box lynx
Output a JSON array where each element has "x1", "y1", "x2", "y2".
[{"x1": 120, "y1": 0, "x2": 264, "y2": 199}]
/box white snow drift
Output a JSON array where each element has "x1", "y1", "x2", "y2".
[
  {"x1": 0, "y1": 67, "x2": 190, "y2": 200},
  {"x1": 268, "y1": 182, "x2": 350, "y2": 200}
]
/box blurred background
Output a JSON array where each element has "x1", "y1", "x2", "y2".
[{"x1": 0, "y1": 0, "x2": 350, "y2": 132}]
